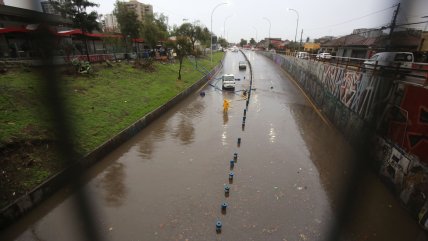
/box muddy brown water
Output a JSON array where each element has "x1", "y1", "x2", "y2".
[{"x1": 0, "y1": 51, "x2": 425, "y2": 241}]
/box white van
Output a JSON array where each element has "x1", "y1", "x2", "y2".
[
  {"x1": 296, "y1": 52, "x2": 309, "y2": 59},
  {"x1": 364, "y1": 52, "x2": 414, "y2": 70},
  {"x1": 222, "y1": 74, "x2": 236, "y2": 90}
]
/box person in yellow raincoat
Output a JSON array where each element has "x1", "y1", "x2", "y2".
[{"x1": 223, "y1": 99, "x2": 230, "y2": 112}]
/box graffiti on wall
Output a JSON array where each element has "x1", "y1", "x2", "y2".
[
  {"x1": 271, "y1": 53, "x2": 380, "y2": 121},
  {"x1": 322, "y1": 65, "x2": 340, "y2": 94},
  {"x1": 339, "y1": 71, "x2": 362, "y2": 107},
  {"x1": 387, "y1": 85, "x2": 428, "y2": 164},
  {"x1": 376, "y1": 137, "x2": 428, "y2": 229}
]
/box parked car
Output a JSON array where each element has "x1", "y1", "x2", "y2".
[
  {"x1": 316, "y1": 52, "x2": 332, "y2": 60},
  {"x1": 363, "y1": 52, "x2": 414, "y2": 70},
  {"x1": 222, "y1": 74, "x2": 236, "y2": 90},
  {"x1": 239, "y1": 61, "x2": 247, "y2": 70},
  {"x1": 296, "y1": 51, "x2": 309, "y2": 59}
]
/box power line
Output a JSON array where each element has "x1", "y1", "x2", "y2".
[{"x1": 306, "y1": 4, "x2": 397, "y2": 31}]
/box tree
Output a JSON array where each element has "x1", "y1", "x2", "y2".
[
  {"x1": 239, "y1": 39, "x2": 248, "y2": 47},
  {"x1": 167, "y1": 36, "x2": 192, "y2": 80},
  {"x1": 113, "y1": 1, "x2": 140, "y2": 58},
  {"x1": 249, "y1": 38, "x2": 256, "y2": 45},
  {"x1": 198, "y1": 27, "x2": 211, "y2": 47},
  {"x1": 140, "y1": 13, "x2": 169, "y2": 48},
  {"x1": 306, "y1": 37, "x2": 310, "y2": 43},
  {"x1": 218, "y1": 37, "x2": 228, "y2": 48},
  {"x1": 173, "y1": 21, "x2": 211, "y2": 54},
  {"x1": 50, "y1": 0, "x2": 100, "y2": 61},
  {"x1": 114, "y1": 1, "x2": 140, "y2": 38}
]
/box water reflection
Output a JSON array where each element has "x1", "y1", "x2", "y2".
[
  {"x1": 221, "y1": 131, "x2": 227, "y2": 146},
  {"x1": 172, "y1": 115, "x2": 195, "y2": 145},
  {"x1": 138, "y1": 120, "x2": 168, "y2": 159},
  {"x1": 268, "y1": 124, "x2": 276, "y2": 143},
  {"x1": 99, "y1": 162, "x2": 126, "y2": 207},
  {"x1": 179, "y1": 100, "x2": 205, "y2": 118},
  {"x1": 223, "y1": 110, "x2": 229, "y2": 125}
]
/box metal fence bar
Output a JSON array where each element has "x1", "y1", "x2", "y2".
[{"x1": 35, "y1": 22, "x2": 101, "y2": 241}]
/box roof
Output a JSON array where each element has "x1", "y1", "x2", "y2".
[
  {"x1": 0, "y1": 26, "x2": 31, "y2": 34},
  {"x1": 0, "y1": 4, "x2": 71, "y2": 25},
  {"x1": 0, "y1": 27, "x2": 141, "y2": 41},
  {"x1": 322, "y1": 31, "x2": 420, "y2": 49}
]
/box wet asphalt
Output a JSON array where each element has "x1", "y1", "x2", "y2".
[{"x1": 0, "y1": 51, "x2": 425, "y2": 241}]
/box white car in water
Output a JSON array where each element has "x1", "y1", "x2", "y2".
[
  {"x1": 239, "y1": 61, "x2": 247, "y2": 70},
  {"x1": 316, "y1": 52, "x2": 332, "y2": 60},
  {"x1": 222, "y1": 74, "x2": 236, "y2": 90}
]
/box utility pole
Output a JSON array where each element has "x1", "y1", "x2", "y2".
[
  {"x1": 387, "y1": 3, "x2": 400, "y2": 51},
  {"x1": 299, "y1": 29, "x2": 303, "y2": 51}
]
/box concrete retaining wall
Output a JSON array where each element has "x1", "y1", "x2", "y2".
[
  {"x1": 261, "y1": 52, "x2": 394, "y2": 145},
  {"x1": 0, "y1": 58, "x2": 224, "y2": 229}
]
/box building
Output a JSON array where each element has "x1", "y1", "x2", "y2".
[
  {"x1": 320, "y1": 30, "x2": 421, "y2": 59},
  {"x1": 264, "y1": 37, "x2": 281, "y2": 50},
  {"x1": 40, "y1": 1, "x2": 61, "y2": 15},
  {"x1": 352, "y1": 28, "x2": 383, "y2": 38},
  {"x1": 3, "y1": 0, "x2": 43, "y2": 12},
  {"x1": 124, "y1": 0, "x2": 153, "y2": 22},
  {"x1": 314, "y1": 36, "x2": 335, "y2": 44},
  {"x1": 303, "y1": 42, "x2": 320, "y2": 53},
  {"x1": 0, "y1": 4, "x2": 71, "y2": 58},
  {"x1": 103, "y1": 14, "x2": 118, "y2": 32}
]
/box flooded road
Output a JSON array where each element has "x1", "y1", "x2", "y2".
[{"x1": 1, "y1": 51, "x2": 425, "y2": 240}]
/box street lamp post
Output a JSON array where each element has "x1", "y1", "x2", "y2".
[
  {"x1": 263, "y1": 17, "x2": 271, "y2": 50},
  {"x1": 211, "y1": 2, "x2": 227, "y2": 63},
  {"x1": 288, "y1": 8, "x2": 299, "y2": 50}
]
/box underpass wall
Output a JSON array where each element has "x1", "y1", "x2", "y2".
[
  {"x1": 261, "y1": 51, "x2": 428, "y2": 229},
  {"x1": 264, "y1": 52, "x2": 391, "y2": 145}
]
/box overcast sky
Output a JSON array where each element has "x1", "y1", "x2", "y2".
[{"x1": 5, "y1": 0, "x2": 428, "y2": 43}]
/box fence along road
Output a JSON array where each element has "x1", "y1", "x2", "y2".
[{"x1": 0, "y1": 50, "x2": 425, "y2": 241}]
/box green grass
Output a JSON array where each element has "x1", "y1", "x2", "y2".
[{"x1": 0, "y1": 52, "x2": 223, "y2": 208}]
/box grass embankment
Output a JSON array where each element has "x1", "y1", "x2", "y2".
[{"x1": 0, "y1": 52, "x2": 224, "y2": 208}]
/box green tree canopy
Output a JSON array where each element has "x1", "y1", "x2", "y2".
[
  {"x1": 141, "y1": 13, "x2": 169, "y2": 48},
  {"x1": 239, "y1": 39, "x2": 248, "y2": 47},
  {"x1": 114, "y1": 1, "x2": 140, "y2": 38},
  {"x1": 172, "y1": 21, "x2": 210, "y2": 52},
  {"x1": 167, "y1": 36, "x2": 192, "y2": 80},
  {"x1": 218, "y1": 37, "x2": 228, "y2": 48},
  {"x1": 50, "y1": 0, "x2": 100, "y2": 33},
  {"x1": 249, "y1": 38, "x2": 256, "y2": 45}
]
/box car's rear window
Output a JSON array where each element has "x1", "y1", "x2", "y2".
[
  {"x1": 370, "y1": 54, "x2": 379, "y2": 60},
  {"x1": 224, "y1": 76, "x2": 234, "y2": 81},
  {"x1": 394, "y1": 53, "x2": 413, "y2": 62}
]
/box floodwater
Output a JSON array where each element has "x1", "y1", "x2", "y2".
[{"x1": 1, "y1": 51, "x2": 426, "y2": 241}]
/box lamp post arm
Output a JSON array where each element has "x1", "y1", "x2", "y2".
[{"x1": 210, "y1": 2, "x2": 228, "y2": 62}]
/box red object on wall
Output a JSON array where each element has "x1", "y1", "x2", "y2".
[{"x1": 388, "y1": 85, "x2": 428, "y2": 164}]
